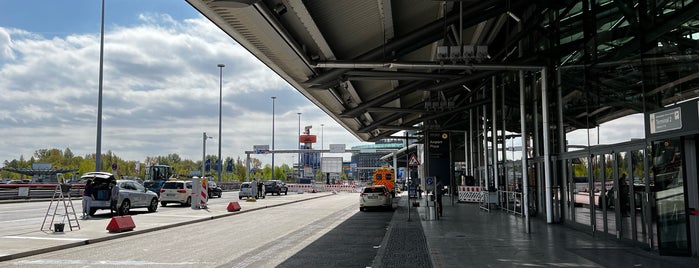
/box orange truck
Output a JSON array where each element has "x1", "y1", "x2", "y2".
[{"x1": 372, "y1": 167, "x2": 395, "y2": 197}]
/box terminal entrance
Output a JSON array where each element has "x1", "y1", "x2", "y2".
[{"x1": 562, "y1": 141, "x2": 652, "y2": 248}]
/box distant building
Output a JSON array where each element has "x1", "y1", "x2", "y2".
[{"x1": 351, "y1": 139, "x2": 404, "y2": 181}]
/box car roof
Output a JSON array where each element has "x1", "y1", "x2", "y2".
[{"x1": 80, "y1": 172, "x2": 114, "y2": 180}]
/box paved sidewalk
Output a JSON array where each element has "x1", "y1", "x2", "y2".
[{"x1": 376, "y1": 193, "x2": 699, "y2": 268}]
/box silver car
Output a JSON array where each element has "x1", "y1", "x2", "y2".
[
  {"x1": 359, "y1": 185, "x2": 393, "y2": 211},
  {"x1": 81, "y1": 172, "x2": 159, "y2": 215}
]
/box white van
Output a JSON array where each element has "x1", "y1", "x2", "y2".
[{"x1": 239, "y1": 182, "x2": 254, "y2": 199}]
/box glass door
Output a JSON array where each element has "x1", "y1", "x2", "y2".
[{"x1": 652, "y1": 138, "x2": 689, "y2": 256}]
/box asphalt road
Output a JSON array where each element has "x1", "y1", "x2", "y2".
[{"x1": 0, "y1": 192, "x2": 395, "y2": 268}]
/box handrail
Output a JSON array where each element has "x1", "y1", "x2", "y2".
[{"x1": 0, "y1": 184, "x2": 84, "y2": 200}]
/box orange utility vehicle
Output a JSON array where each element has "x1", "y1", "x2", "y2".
[{"x1": 372, "y1": 167, "x2": 396, "y2": 197}]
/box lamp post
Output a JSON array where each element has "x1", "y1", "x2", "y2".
[
  {"x1": 217, "y1": 64, "x2": 225, "y2": 182},
  {"x1": 271, "y1": 96, "x2": 276, "y2": 180},
  {"x1": 202, "y1": 132, "x2": 212, "y2": 178},
  {"x1": 95, "y1": 0, "x2": 105, "y2": 171},
  {"x1": 297, "y1": 112, "x2": 301, "y2": 181},
  {"x1": 320, "y1": 123, "x2": 325, "y2": 153}
]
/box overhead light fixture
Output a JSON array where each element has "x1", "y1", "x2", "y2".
[{"x1": 209, "y1": 0, "x2": 260, "y2": 8}]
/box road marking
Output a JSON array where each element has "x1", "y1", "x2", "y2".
[
  {"x1": 1, "y1": 236, "x2": 86, "y2": 241},
  {"x1": 14, "y1": 260, "x2": 213, "y2": 266}
]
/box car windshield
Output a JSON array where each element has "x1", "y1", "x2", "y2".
[
  {"x1": 241, "y1": 183, "x2": 250, "y2": 188},
  {"x1": 363, "y1": 187, "x2": 386, "y2": 194},
  {"x1": 162, "y1": 182, "x2": 183, "y2": 189}
]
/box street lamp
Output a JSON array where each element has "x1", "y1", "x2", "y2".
[
  {"x1": 202, "y1": 132, "x2": 213, "y2": 178},
  {"x1": 95, "y1": 0, "x2": 105, "y2": 171},
  {"x1": 271, "y1": 96, "x2": 276, "y2": 180},
  {"x1": 297, "y1": 112, "x2": 301, "y2": 181},
  {"x1": 320, "y1": 123, "x2": 325, "y2": 153},
  {"x1": 217, "y1": 63, "x2": 225, "y2": 182}
]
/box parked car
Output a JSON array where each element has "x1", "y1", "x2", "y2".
[
  {"x1": 359, "y1": 185, "x2": 393, "y2": 211},
  {"x1": 207, "y1": 181, "x2": 223, "y2": 198},
  {"x1": 159, "y1": 180, "x2": 192, "y2": 206},
  {"x1": 81, "y1": 172, "x2": 159, "y2": 216},
  {"x1": 264, "y1": 180, "x2": 288, "y2": 195},
  {"x1": 239, "y1": 182, "x2": 255, "y2": 199}
]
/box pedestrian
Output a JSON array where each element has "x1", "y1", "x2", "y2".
[
  {"x1": 110, "y1": 180, "x2": 120, "y2": 216},
  {"x1": 257, "y1": 181, "x2": 264, "y2": 198},
  {"x1": 436, "y1": 180, "x2": 444, "y2": 217},
  {"x1": 82, "y1": 179, "x2": 95, "y2": 220},
  {"x1": 417, "y1": 184, "x2": 422, "y2": 199}
]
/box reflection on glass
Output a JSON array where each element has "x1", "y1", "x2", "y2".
[
  {"x1": 652, "y1": 139, "x2": 688, "y2": 256},
  {"x1": 572, "y1": 157, "x2": 590, "y2": 226},
  {"x1": 631, "y1": 149, "x2": 649, "y2": 244}
]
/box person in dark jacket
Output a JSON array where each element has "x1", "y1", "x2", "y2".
[
  {"x1": 257, "y1": 181, "x2": 264, "y2": 198},
  {"x1": 110, "y1": 180, "x2": 120, "y2": 216},
  {"x1": 436, "y1": 181, "x2": 444, "y2": 217},
  {"x1": 82, "y1": 179, "x2": 95, "y2": 220}
]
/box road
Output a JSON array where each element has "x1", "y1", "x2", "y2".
[{"x1": 0, "y1": 192, "x2": 396, "y2": 267}]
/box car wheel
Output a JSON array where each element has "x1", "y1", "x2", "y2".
[
  {"x1": 185, "y1": 197, "x2": 191, "y2": 206},
  {"x1": 239, "y1": 196, "x2": 242, "y2": 200},
  {"x1": 161, "y1": 202, "x2": 167, "y2": 207},
  {"x1": 120, "y1": 200, "x2": 131, "y2": 215},
  {"x1": 148, "y1": 198, "x2": 158, "y2": 212},
  {"x1": 284, "y1": 190, "x2": 288, "y2": 195},
  {"x1": 89, "y1": 208, "x2": 97, "y2": 216}
]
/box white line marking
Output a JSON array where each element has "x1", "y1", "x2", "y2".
[
  {"x1": 15, "y1": 259, "x2": 213, "y2": 266},
  {"x1": 1, "y1": 236, "x2": 87, "y2": 241}
]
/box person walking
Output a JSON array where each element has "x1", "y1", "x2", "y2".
[
  {"x1": 436, "y1": 180, "x2": 444, "y2": 217},
  {"x1": 257, "y1": 181, "x2": 264, "y2": 198},
  {"x1": 110, "y1": 180, "x2": 120, "y2": 216},
  {"x1": 82, "y1": 179, "x2": 95, "y2": 220}
]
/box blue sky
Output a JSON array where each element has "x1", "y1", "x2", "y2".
[
  {"x1": 0, "y1": 0, "x2": 371, "y2": 166},
  {"x1": 0, "y1": 1, "x2": 646, "y2": 168}
]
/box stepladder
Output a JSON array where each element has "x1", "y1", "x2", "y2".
[{"x1": 41, "y1": 173, "x2": 80, "y2": 232}]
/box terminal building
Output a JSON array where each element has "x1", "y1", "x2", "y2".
[{"x1": 188, "y1": 1, "x2": 699, "y2": 257}]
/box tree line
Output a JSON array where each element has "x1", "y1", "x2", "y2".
[{"x1": 1, "y1": 148, "x2": 295, "y2": 182}]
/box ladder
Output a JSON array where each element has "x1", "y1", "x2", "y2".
[{"x1": 41, "y1": 173, "x2": 80, "y2": 232}]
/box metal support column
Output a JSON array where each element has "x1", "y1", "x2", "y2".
[
  {"x1": 541, "y1": 67, "x2": 553, "y2": 223},
  {"x1": 520, "y1": 70, "x2": 530, "y2": 233},
  {"x1": 492, "y1": 76, "x2": 499, "y2": 190}
]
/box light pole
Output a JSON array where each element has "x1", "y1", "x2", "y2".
[
  {"x1": 271, "y1": 96, "x2": 276, "y2": 180},
  {"x1": 202, "y1": 132, "x2": 212, "y2": 178},
  {"x1": 320, "y1": 123, "x2": 325, "y2": 153},
  {"x1": 95, "y1": 0, "x2": 105, "y2": 171},
  {"x1": 297, "y1": 112, "x2": 301, "y2": 181},
  {"x1": 217, "y1": 64, "x2": 225, "y2": 182}
]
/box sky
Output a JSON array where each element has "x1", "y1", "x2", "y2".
[
  {"x1": 0, "y1": 1, "x2": 647, "y2": 167},
  {"x1": 0, "y1": 0, "x2": 372, "y2": 166}
]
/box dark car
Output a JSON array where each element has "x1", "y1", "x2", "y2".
[
  {"x1": 264, "y1": 180, "x2": 288, "y2": 195},
  {"x1": 207, "y1": 181, "x2": 223, "y2": 198}
]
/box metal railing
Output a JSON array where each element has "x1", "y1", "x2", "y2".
[
  {"x1": 0, "y1": 184, "x2": 84, "y2": 200},
  {"x1": 499, "y1": 190, "x2": 524, "y2": 216}
]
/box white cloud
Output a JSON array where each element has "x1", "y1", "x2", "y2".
[{"x1": 0, "y1": 14, "x2": 368, "y2": 165}]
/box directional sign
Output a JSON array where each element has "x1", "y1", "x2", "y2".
[
  {"x1": 253, "y1": 145, "x2": 270, "y2": 154},
  {"x1": 329, "y1": 144, "x2": 346, "y2": 153},
  {"x1": 426, "y1": 177, "x2": 434, "y2": 185},
  {"x1": 408, "y1": 153, "x2": 420, "y2": 166}
]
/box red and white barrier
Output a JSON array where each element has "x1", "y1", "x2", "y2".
[
  {"x1": 458, "y1": 186, "x2": 482, "y2": 202},
  {"x1": 286, "y1": 183, "x2": 359, "y2": 193}
]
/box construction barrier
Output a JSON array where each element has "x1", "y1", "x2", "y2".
[
  {"x1": 458, "y1": 186, "x2": 483, "y2": 203},
  {"x1": 286, "y1": 183, "x2": 359, "y2": 193},
  {"x1": 106, "y1": 215, "x2": 136, "y2": 233}
]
